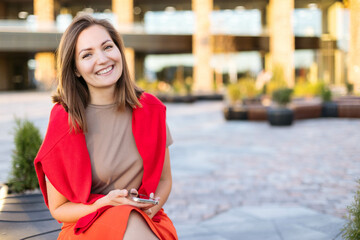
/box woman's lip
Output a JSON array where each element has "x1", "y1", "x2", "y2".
[{"x1": 96, "y1": 65, "x2": 114, "y2": 75}]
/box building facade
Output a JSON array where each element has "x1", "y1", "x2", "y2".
[{"x1": 0, "y1": 0, "x2": 358, "y2": 94}]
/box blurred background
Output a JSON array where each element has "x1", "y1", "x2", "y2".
[
  {"x1": 0, "y1": 0, "x2": 358, "y2": 97},
  {"x1": 1, "y1": 1, "x2": 360, "y2": 239}
]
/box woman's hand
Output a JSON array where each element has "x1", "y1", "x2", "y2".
[{"x1": 94, "y1": 189, "x2": 155, "y2": 210}]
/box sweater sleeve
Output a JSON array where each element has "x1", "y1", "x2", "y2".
[{"x1": 34, "y1": 104, "x2": 104, "y2": 208}]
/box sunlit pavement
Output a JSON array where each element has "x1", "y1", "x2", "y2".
[{"x1": 1, "y1": 90, "x2": 360, "y2": 239}]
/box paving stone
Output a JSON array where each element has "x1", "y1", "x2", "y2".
[
  {"x1": 236, "y1": 205, "x2": 319, "y2": 220},
  {"x1": 1, "y1": 92, "x2": 358, "y2": 239},
  {"x1": 275, "y1": 222, "x2": 330, "y2": 240},
  {"x1": 220, "y1": 231, "x2": 282, "y2": 240},
  {"x1": 275, "y1": 214, "x2": 346, "y2": 239},
  {"x1": 205, "y1": 218, "x2": 280, "y2": 238},
  {"x1": 175, "y1": 224, "x2": 215, "y2": 238},
  {"x1": 181, "y1": 234, "x2": 229, "y2": 240}
]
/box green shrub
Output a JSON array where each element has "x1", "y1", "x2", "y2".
[
  {"x1": 136, "y1": 79, "x2": 160, "y2": 94},
  {"x1": 238, "y1": 77, "x2": 259, "y2": 99},
  {"x1": 7, "y1": 118, "x2": 42, "y2": 193},
  {"x1": 320, "y1": 84, "x2": 332, "y2": 102},
  {"x1": 342, "y1": 180, "x2": 360, "y2": 240},
  {"x1": 266, "y1": 64, "x2": 288, "y2": 95},
  {"x1": 227, "y1": 83, "x2": 242, "y2": 104},
  {"x1": 293, "y1": 81, "x2": 324, "y2": 98},
  {"x1": 346, "y1": 82, "x2": 354, "y2": 95},
  {"x1": 272, "y1": 87, "x2": 293, "y2": 106}
]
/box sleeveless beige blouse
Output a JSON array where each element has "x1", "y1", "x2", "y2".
[{"x1": 85, "y1": 103, "x2": 173, "y2": 195}]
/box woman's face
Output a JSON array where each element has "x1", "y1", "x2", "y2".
[{"x1": 75, "y1": 25, "x2": 123, "y2": 93}]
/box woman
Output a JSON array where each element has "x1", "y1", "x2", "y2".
[{"x1": 34, "y1": 15, "x2": 178, "y2": 239}]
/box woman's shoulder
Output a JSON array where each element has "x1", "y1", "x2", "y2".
[
  {"x1": 48, "y1": 103, "x2": 70, "y2": 127},
  {"x1": 35, "y1": 104, "x2": 72, "y2": 162},
  {"x1": 46, "y1": 104, "x2": 73, "y2": 142},
  {"x1": 50, "y1": 103, "x2": 68, "y2": 117},
  {"x1": 139, "y1": 92, "x2": 165, "y2": 109}
]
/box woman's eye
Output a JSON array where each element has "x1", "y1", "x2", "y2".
[
  {"x1": 105, "y1": 45, "x2": 113, "y2": 50},
  {"x1": 82, "y1": 53, "x2": 91, "y2": 59}
]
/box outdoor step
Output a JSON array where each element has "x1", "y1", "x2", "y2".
[
  {"x1": 1, "y1": 202, "x2": 48, "y2": 212},
  {"x1": 0, "y1": 210, "x2": 53, "y2": 221},
  {"x1": 0, "y1": 220, "x2": 61, "y2": 240},
  {"x1": 0, "y1": 192, "x2": 61, "y2": 240}
]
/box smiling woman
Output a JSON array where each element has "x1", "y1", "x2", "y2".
[
  {"x1": 75, "y1": 25, "x2": 124, "y2": 101},
  {"x1": 34, "y1": 15, "x2": 178, "y2": 240}
]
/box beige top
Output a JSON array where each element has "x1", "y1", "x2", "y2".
[{"x1": 85, "y1": 103, "x2": 173, "y2": 195}]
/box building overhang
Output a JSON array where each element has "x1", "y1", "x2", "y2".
[{"x1": 0, "y1": 30, "x2": 333, "y2": 54}]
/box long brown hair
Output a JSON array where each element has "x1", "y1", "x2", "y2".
[{"x1": 53, "y1": 14, "x2": 143, "y2": 132}]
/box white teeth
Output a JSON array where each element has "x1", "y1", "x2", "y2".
[{"x1": 97, "y1": 66, "x2": 113, "y2": 75}]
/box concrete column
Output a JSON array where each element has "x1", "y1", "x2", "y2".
[
  {"x1": 348, "y1": 0, "x2": 360, "y2": 93},
  {"x1": 0, "y1": 57, "x2": 9, "y2": 90},
  {"x1": 192, "y1": 0, "x2": 213, "y2": 93},
  {"x1": 135, "y1": 52, "x2": 145, "y2": 80},
  {"x1": 34, "y1": 0, "x2": 54, "y2": 24},
  {"x1": 34, "y1": 0, "x2": 55, "y2": 90},
  {"x1": 35, "y1": 53, "x2": 56, "y2": 89},
  {"x1": 125, "y1": 48, "x2": 135, "y2": 80},
  {"x1": 0, "y1": 2, "x2": 5, "y2": 19},
  {"x1": 327, "y1": 2, "x2": 346, "y2": 85},
  {"x1": 268, "y1": 0, "x2": 294, "y2": 87},
  {"x1": 112, "y1": 0, "x2": 133, "y2": 26},
  {"x1": 112, "y1": 0, "x2": 135, "y2": 80}
]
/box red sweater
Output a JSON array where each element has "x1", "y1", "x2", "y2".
[{"x1": 34, "y1": 93, "x2": 166, "y2": 233}]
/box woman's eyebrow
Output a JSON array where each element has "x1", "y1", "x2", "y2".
[
  {"x1": 78, "y1": 40, "x2": 113, "y2": 56},
  {"x1": 101, "y1": 39, "x2": 112, "y2": 46}
]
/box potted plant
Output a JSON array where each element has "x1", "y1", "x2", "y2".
[
  {"x1": 170, "y1": 77, "x2": 196, "y2": 103},
  {"x1": 267, "y1": 87, "x2": 294, "y2": 126},
  {"x1": 265, "y1": 64, "x2": 288, "y2": 96},
  {"x1": 342, "y1": 180, "x2": 360, "y2": 240},
  {"x1": 239, "y1": 77, "x2": 261, "y2": 105},
  {"x1": 320, "y1": 83, "x2": 338, "y2": 117},
  {"x1": 223, "y1": 82, "x2": 247, "y2": 120},
  {"x1": 7, "y1": 118, "x2": 42, "y2": 193}
]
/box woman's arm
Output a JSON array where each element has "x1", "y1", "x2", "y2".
[
  {"x1": 147, "y1": 147, "x2": 173, "y2": 218},
  {"x1": 46, "y1": 180, "x2": 154, "y2": 223}
]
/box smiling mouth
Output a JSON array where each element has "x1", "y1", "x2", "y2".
[{"x1": 96, "y1": 65, "x2": 114, "y2": 75}]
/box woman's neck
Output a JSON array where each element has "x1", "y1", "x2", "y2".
[{"x1": 88, "y1": 86, "x2": 116, "y2": 105}]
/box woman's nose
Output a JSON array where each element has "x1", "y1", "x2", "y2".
[{"x1": 96, "y1": 51, "x2": 108, "y2": 64}]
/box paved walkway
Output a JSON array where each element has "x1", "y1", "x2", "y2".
[{"x1": 1, "y1": 90, "x2": 359, "y2": 239}]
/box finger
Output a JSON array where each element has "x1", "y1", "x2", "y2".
[
  {"x1": 129, "y1": 188, "x2": 138, "y2": 197},
  {"x1": 109, "y1": 189, "x2": 128, "y2": 197},
  {"x1": 144, "y1": 209, "x2": 152, "y2": 215},
  {"x1": 149, "y1": 192, "x2": 154, "y2": 199},
  {"x1": 118, "y1": 189, "x2": 128, "y2": 197},
  {"x1": 109, "y1": 189, "x2": 121, "y2": 197}
]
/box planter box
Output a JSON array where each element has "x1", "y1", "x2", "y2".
[
  {"x1": 267, "y1": 108, "x2": 294, "y2": 126},
  {"x1": 292, "y1": 103, "x2": 322, "y2": 120},
  {"x1": 247, "y1": 105, "x2": 268, "y2": 121},
  {"x1": 322, "y1": 102, "x2": 338, "y2": 117},
  {"x1": 157, "y1": 94, "x2": 196, "y2": 103},
  {"x1": 337, "y1": 103, "x2": 360, "y2": 118},
  {"x1": 334, "y1": 96, "x2": 360, "y2": 118},
  {"x1": 223, "y1": 106, "x2": 247, "y2": 120}
]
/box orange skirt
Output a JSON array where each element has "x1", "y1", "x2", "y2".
[{"x1": 57, "y1": 205, "x2": 178, "y2": 240}]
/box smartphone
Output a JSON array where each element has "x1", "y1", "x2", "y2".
[{"x1": 131, "y1": 196, "x2": 159, "y2": 205}]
